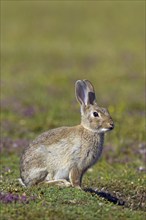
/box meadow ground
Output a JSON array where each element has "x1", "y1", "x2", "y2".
[{"x1": 1, "y1": 1, "x2": 145, "y2": 220}]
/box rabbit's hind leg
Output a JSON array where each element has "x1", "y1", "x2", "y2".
[
  {"x1": 45, "y1": 179, "x2": 71, "y2": 187},
  {"x1": 21, "y1": 168, "x2": 48, "y2": 187},
  {"x1": 69, "y1": 166, "x2": 82, "y2": 189}
]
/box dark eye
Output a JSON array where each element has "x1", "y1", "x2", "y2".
[{"x1": 93, "y1": 112, "x2": 99, "y2": 117}]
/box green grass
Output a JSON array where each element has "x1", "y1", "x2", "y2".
[{"x1": 1, "y1": 1, "x2": 145, "y2": 220}]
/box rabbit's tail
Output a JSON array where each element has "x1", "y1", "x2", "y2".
[{"x1": 18, "y1": 178, "x2": 26, "y2": 187}]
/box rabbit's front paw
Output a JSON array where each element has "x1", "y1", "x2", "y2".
[{"x1": 74, "y1": 185, "x2": 82, "y2": 190}]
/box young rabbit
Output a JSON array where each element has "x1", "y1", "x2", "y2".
[{"x1": 20, "y1": 80, "x2": 114, "y2": 188}]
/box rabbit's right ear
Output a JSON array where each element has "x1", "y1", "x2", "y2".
[{"x1": 75, "y1": 80, "x2": 88, "y2": 106}]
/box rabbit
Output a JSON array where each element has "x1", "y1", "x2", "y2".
[{"x1": 20, "y1": 79, "x2": 114, "y2": 188}]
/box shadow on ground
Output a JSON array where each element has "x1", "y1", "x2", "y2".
[{"x1": 84, "y1": 188, "x2": 125, "y2": 206}]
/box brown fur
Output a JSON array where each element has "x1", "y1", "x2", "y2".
[{"x1": 20, "y1": 80, "x2": 114, "y2": 188}]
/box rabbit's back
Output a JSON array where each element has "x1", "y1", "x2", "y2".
[
  {"x1": 20, "y1": 126, "x2": 81, "y2": 185},
  {"x1": 20, "y1": 125, "x2": 103, "y2": 186}
]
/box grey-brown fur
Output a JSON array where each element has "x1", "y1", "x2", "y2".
[{"x1": 20, "y1": 80, "x2": 114, "y2": 188}]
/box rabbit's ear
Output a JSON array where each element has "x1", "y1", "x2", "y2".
[
  {"x1": 83, "y1": 80, "x2": 96, "y2": 105},
  {"x1": 75, "y1": 80, "x2": 89, "y2": 106},
  {"x1": 83, "y1": 80, "x2": 95, "y2": 93}
]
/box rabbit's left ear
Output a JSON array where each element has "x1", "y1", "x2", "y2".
[
  {"x1": 75, "y1": 80, "x2": 97, "y2": 106},
  {"x1": 83, "y1": 80, "x2": 97, "y2": 105}
]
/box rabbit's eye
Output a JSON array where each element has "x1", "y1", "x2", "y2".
[{"x1": 93, "y1": 112, "x2": 99, "y2": 117}]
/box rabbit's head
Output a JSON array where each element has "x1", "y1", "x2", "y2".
[{"x1": 75, "y1": 80, "x2": 114, "y2": 133}]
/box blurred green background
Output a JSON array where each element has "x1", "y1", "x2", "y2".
[
  {"x1": 1, "y1": 1, "x2": 145, "y2": 137},
  {"x1": 1, "y1": 1, "x2": 145, "y2": 219}
]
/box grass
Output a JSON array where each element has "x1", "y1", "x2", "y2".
[{"x1": 1, "y1": 1, "x2": 145, "y2": 220}]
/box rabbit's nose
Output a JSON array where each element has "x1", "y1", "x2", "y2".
[{"x1": 109, "y1": 122, "x2": 114, "y2": 130}]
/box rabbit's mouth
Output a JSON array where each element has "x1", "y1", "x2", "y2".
[
  {"x1": 98, "y1": 125, "x2": 114, "y2": 134},
  {"x1": 98, "y1": 120, "x2": 114, "y2": 133}
]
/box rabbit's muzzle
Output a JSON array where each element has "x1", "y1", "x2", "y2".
[
  {"x1": 99, "y1": 118, "x2": 114, "y2": 133},
  {"x1": 108, "y1": 121, "x2": 114, "y2": 130}
]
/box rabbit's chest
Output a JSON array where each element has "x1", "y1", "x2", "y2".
[{"x1": 81, "y1": 133, "x2": 104, "y2": 169}]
